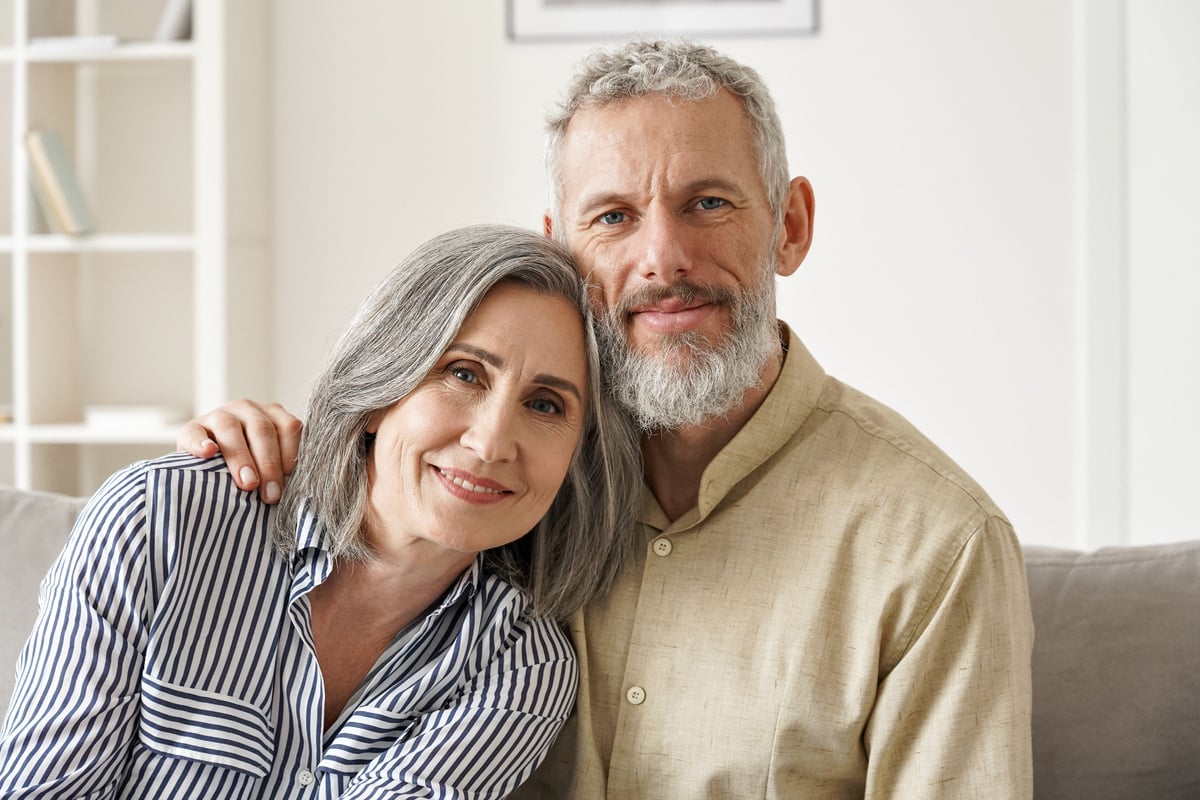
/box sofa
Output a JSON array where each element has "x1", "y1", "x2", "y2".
[{"x1": 2, "y1": 484, "x2": 1198, "y2": 798}]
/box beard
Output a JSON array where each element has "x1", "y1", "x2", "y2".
[{"x1": 593, "y1": 267, "x2": 781, "y2": 432}]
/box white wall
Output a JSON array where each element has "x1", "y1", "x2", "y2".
[{"x1": 269, "y1": 0, "x2": 1198, "y2": 549}]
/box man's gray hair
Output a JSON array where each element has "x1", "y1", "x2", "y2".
[
  {"x1": 546, "y1": 38, "x2": 790, "y2": 224},
  {"x1": 275, "y1": 224, "x2": 642, "y2": 621}
]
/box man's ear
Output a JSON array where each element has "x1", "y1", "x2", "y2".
[
  {"x1": 775, "y1": 176, "x2": 815, "y2": 277},
  {"x1": 543, "y1": 211, "x2": 554, "y2": 238}
]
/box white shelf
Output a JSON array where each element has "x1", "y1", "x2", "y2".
[
  {"x1": 0, "y1": 41, "x2": 194, "y2": 64},
  {"x1": 0, "y1": 234, "x2": 196, "y2": 253},
  {"x1": 2, "y1": 0, "x2": 270, "y2": 495},
  {"x1": 0, "y1": 424, "x2": 179, "y2": 445}
]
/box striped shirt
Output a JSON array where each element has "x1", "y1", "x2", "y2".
[{"x1": 0, "y1": 453, "x2": 577, "y2": 799}]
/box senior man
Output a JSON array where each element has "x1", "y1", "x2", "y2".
[{"x1": 181, "y1": 39, "x2": 1033, "y2": 799}]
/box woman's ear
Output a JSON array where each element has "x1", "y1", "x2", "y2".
[{"x1": 775, "y1": 176, "x2": 815, "y2": 277}]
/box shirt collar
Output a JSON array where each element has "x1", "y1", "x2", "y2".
[{"x1": 287, "y1": 502, "x2": 483, "y2": 608}]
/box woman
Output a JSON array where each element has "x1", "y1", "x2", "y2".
[{"x1": 0, "y1": 225, "x2": 641, "y2": 798}]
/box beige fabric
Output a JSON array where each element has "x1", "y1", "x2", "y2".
[{"x1": 517, "y1": 326, "x2": 1033, "y2": 799}]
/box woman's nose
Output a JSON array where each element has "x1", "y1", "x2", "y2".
[{"x1": 459, "y1": 402, "x2": 518, "y2": 463}]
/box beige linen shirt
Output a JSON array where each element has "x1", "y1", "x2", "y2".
[{"x1": 517, "y1": 325, "x2": 1033, "y2": 799}]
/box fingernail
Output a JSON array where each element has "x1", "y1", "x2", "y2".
[
  {"x1": 239, "y1": 466, "x2": 257, "y2": 486},
  {"x1": 265, "y1": 482, "x2": 281, "y2": 504},
  {"x1": 201, "y1": 438, "x2": 217, "y2": 451}
]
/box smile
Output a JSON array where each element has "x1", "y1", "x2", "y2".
[{"x1": 436, "y1": 467, "x2": 511, "y2": 496}]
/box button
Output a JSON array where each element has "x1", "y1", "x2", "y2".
[
  {"x1": 297, "y1": 769, "x2": 315, "y2": 786},
  {"x1": 626, "y1": 685, "x2": 646, "y2": 705},
  {"x1": 651, "y1": 537, "x2": 672, "y2": 557}
]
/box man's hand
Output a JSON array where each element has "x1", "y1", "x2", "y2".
[{"x1": 176, "y1": 400, "x2": 303, "y2": 504}]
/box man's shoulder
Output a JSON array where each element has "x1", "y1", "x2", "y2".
[{"x1": 789, "y1": 374, "x2": 1007, "y2": 525}]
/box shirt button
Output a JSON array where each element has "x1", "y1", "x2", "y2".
[
  {"x1": 297, "y1": 769, "x2": 315, "y2": 786},
  {"x1": 626, "y1": 685, "x2": 646, "y2": 705},
  {"x1": 651, "y1": 537, "x2": 672, "y2": 557}
]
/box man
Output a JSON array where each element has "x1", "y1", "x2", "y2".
[{"x1": 181, "y1": 40, "x2": 1033, "y2": 798}]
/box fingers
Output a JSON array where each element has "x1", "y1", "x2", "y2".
[{"x1": 175, "y1": 400, "x2": 304, "y2": 505}]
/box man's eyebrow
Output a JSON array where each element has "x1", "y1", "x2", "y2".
[{"x1": 447, "y1": 344, "x2": 583, "y2": 401}]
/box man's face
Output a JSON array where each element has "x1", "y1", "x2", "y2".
[{"x1": 552, "y1": 90, "x2": 784, "y2": 429}]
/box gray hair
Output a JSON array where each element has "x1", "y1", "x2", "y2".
[
  {"x1": 275, "y1": 224, "x2": 642, "y2": 621},
  {"x1": 546, "y1": 38, "x2": 790, "y2": 224}
]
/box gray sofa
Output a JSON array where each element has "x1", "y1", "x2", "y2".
[{"x1": 2, "y1": 484, "x2": 1198, "y2": 798}]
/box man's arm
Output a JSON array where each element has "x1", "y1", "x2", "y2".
[
  {"x1": 864, "y1": 515, "x2": 1034, "y2": 799},
  {"x1": 176, "y1": 399, "x2": 303, "y2": 504}
]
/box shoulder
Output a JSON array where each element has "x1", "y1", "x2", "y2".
[
  {"x1": 804, "y1": 377, "x2": 1007, "y2": 526},
  {"x1": 474, "y1": 571, "x2": 575, "y2": 664},
  {"x1": 77, "y1": 452, "x2": 273, "y2": 558}
]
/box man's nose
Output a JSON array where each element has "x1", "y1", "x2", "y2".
[
  {"x1": 635, "y1": 208, "x2": 691, "y2": 284},
  {"x1": 459, "y1": 401, "x2": 518, "y2": 463}
]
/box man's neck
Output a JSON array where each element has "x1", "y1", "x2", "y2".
[{"x1": 642, "y1": 350, "x2": 785, "y2": 523}]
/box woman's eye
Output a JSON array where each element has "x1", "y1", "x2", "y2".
[
  {"x1": 599, "y1": 211, "x2": 626, "y2": 225},
  {"x1": 697, "y1": 197, "x2": 726, "y2": 210},
  {"x1": 450, "y1": 366, "x2": 479, "y2": 384},
  {"x1": 530, "y1": 397, "x2": 564, "y2": 416}
]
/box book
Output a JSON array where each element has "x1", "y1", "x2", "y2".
[
  {"x1": 25, "y1": 129, "x2": 96, "y2": 236},
  {"x1": 154, "y1": 0, "x2": 192, "y2": 41}
]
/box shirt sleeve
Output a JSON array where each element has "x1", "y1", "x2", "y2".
[
  {"x1": 342, "y1": 614, "x2": 578, "y2": 800},
  {"x1": 863, "y1": 515, "x2": 1035, "y2": 799},
  {"x1": 0, "y1": 465, "x2": 152, "y2": 798}
]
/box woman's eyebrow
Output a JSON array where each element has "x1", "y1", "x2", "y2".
[{"x1": 447, "y1": 344, "x2": 582, "y2": 401}]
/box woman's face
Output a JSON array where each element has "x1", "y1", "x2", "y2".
[{"x1": 364, "y1": 283, "x2": 589, "y2": 562}]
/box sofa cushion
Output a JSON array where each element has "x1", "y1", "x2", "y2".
[
  {"x1": 1024, "y1": 541, "x2": 1200, "y2": 799},
  {"x1": 0, "y1": 486, "x2": 87, "y2": 712}
]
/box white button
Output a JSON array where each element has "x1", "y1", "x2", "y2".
[
  {"x1": 297, "y1": 769, "x2": 315, "y2": 786},
  {"x1": 626, "y1": 685, "x2": 646, "y2": 705},
  {"x1": 652, "y1": 537, "x2": 672, "y2": 557}
]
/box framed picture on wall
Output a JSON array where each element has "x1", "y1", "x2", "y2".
[{"x1": 507, "y1": 0, "x2": 819, "y2": 41}]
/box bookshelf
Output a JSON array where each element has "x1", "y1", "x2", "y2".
[{"x1": 0, "y1": 0, "x2": 269, "y2": 495}]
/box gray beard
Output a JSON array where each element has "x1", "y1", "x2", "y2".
[{"x1": 594, "y1": 272, "x2": 780, "y2": 432}]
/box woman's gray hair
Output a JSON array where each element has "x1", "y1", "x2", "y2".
[
  {"x1": 546, "y1": 38, "x2": 790, "y2": 226},
  {"x1": 275, "y1": 224, "x2": 642, "y2": 621}
]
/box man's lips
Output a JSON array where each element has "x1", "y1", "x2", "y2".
[{"x1": 630, "y1": 301, "x2": 717, "y2": 334}]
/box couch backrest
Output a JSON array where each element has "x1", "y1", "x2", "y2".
[
  {"x1": 1024, "y1": 541, "x2": 1200, "y2": 799},
  {"x1": 0, "y1": 486, "x2": 88, "y2": 712}
]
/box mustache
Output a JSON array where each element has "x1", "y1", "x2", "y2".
[{"x1": 608, "y1": 280, "x2": 739, "y2": 319}]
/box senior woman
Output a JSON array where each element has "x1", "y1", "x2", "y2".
[{"x1": 0, "y1": 225, "x2": 641, "y2": 798}]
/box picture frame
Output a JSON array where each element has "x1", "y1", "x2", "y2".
[{"x1": 507, "y1": 0, "x2": 819, "y2": 42}]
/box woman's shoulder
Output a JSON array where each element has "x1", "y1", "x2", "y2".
[
  {"x1": 474, "y1": 570, "x2": 575, "y2": 662},
  {"x1": 81, "y1": 451, "x2": 273, "y2": 551}
]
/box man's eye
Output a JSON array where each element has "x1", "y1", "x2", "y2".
[
  {"x1": 697, "y1": 197, "x2": 726, "y2": 210},
  {"x1": 530, "y1": 397, "x2": 563, "y2": 415},
  {"x1": 450, "y1": 366, "x2": 479, "y2": 384},
  {"x1": 599, "y1": 211, "x2": 626, "y2": 225}
]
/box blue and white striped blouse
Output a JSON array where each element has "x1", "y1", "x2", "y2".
[{"x1": 0, "y1": 453, "x2": 577, "y2": 799}]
